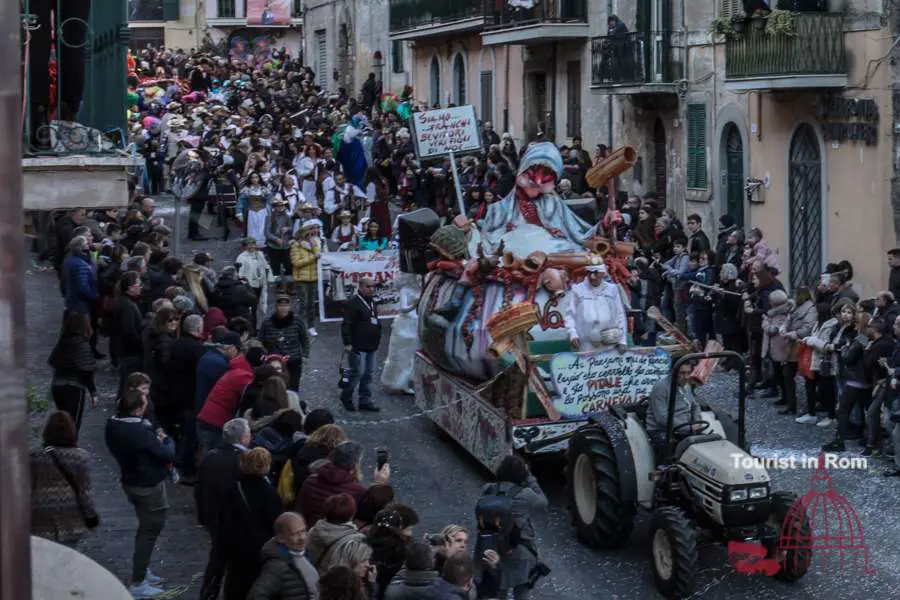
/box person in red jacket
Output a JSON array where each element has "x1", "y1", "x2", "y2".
[
  {"x1": 300, "y1": 441, "x2": 390, "y2": 527},
  {"x1": 197, "y1": 346, "x2": 266, "y2": 457}
]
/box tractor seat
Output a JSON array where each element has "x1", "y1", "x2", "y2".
[{"x1": 673, "y1": 434, "x2": 723, "y2": 461}]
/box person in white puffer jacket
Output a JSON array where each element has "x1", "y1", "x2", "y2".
[
  {"x1": 563, "y1": 263, "x2": 629, "y2": 353},
  {"x1": 234, "y1": 237, "x2": 274, "y2": 328}
]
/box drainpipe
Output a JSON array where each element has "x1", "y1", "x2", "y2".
[
  {"x1": 606, "y1": 0, "x2": 613, "y2": 147},
  {"x1": 504, "y1": 46, "x2": 510, "y2": 132},
  {"x1": 550, "y1": 42, "x2": 557, "y2": 140},
  {"x1": 0, "y1": 1, "x2": 30, "y2": 598}
]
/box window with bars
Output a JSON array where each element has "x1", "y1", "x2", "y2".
[
  {"x1": 217, "y1": 0, "x2": 236, "y2": 18},
  {"x1": 686, "y1": 103, "x2": 708, "y2": 189},
  {"x1": 392, "y1": 41, "x2": 404, "y2": 74},
  {"x1": 480, "y1": 71, "x2": 493, "y2": 125}
]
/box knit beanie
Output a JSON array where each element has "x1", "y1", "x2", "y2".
[
  {"x1": 720, "y1": 263, "x2": 738, "y2": 280},
  {"x1": 331, "y1": 441, "x2": 364, "y2": 471},
  {"x1": 769, "y1": 289, "x2": 788, "y2": 307}
]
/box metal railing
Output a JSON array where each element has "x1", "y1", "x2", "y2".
[
  {"x1": 591, "y1": 31, "x2": 672, "y2": 86},
  {"x1": 21, "y1": 1, "x2": 128, "y2": 156},
  {"x1": 483, "y1": 0, "x2": 587, "y2": 30},
  {"x1": 389, "y1": 0, "x2": 483, "y2": 32},
  {"x1": 725, "y1": 12, "x2": 845, "y2": 80}
]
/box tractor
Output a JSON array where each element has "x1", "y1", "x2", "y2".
[{"x1": 527, "y1": 352, "x2": 811, "y2": 598}]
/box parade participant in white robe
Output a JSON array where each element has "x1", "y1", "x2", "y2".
[
  {"x1": 281, "y1": 173, "x2": 305, "y2": 230},
  {"x1": 381, "y1": 273, "x2": 421, "y2": 394},
  {"x1": 320, "y1": 169, "x2": 338, "y2": 236},
  {"x1": 564, "y1": 264, "x2": 629, "y2": 352},
  {"x1": 236, "y1": 172, "x2": 272, "y2": 247}
]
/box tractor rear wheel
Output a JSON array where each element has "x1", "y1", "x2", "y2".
[
  {"x1": 649, "y1": 506, "x2": 698, "y2": 599},
  {"x1": 768, "y1": 491, "x2": 811, "y2": 582},
  {"x1": 566, "y1": 426, "x2": 635, "y2": 549}
]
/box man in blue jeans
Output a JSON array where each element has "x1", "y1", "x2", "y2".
[{"x1": 340, "y1": 277, "x2": 382, "y2": 412}]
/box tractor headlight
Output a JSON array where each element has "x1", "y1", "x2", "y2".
[
  {"x1": 749, "y1": 486, "x2": 768, "y2": 500},
  {"x1": 729, "y1": 489, "x2": 748, "y2": 502}
]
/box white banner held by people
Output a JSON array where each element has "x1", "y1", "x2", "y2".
[
  {"x1": 317, "y1": 250, "x2": 401, "y2": 322},
  {"x1": 410, "y1": 105, "x2": 482, "y2": 160}
]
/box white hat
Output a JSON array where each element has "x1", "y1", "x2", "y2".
[
  {"x1": 301, "y1": 219, "x2": 320, "y2": 230},
  {"x1": 586, "y1": 264, "x2": 608, "y2": 274}
]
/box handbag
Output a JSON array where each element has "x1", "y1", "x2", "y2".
[
  {"x1": 338, "y1": 350, "x2": 352, "y2": 389},
  {"x1": 46, "y1": 448, "x2": 99, "y2": 529},
  {"x1": 797, "y1": 343, "x2": 814, "y2": 380}
]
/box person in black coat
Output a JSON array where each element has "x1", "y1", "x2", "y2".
[
  {"x1": 220, "y1": 447, "x2": 284, "y2": 600},
  {"x1": 258, "y1": 294, "x2": 311, "y2": 391},
  {"x1": 113, "y1": 272, "x2": 146, "y2": 398},
  {"x1": 714, "y1": 263, "x2": 746, "y2": 371},
  {"x1": 888, "y1": 248, "x2": 900, "y2": 300},
  {"x1": 686, "y1": 213, "x2": 711, "y2": 257},
  {"x1": 48, "y1": 312, "x2": 97, "y2": 436},
  {"x1": 143, "y1": 307, "x2": 179, "y2": 436},
  {"x1": 169, "y1": 314, "x2": 209, "y2": 481},
  {"x1": 196, "y1": 418, "x2": 251, "y2": 600},
  {"x1": 715, "y1": 215, "x2": 737, "y2": 269},
  {"x1": 340, "y1": 277, "x2": 382, "y2": 412},
  {"x1": 210, "y1": 267, "x2": 258, "y2": 323}
]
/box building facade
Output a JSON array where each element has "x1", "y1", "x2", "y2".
[
  {"x1": 205, "y1": 0, "x2": 304, "y2": 60},
  {"x1": 128, "y1": 0, "x2": 206, "y2": 50}
]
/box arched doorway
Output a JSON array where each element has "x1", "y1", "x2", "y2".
[
  {"x1": 788, "y1": 123, "x2": 823, "y2": 289},
  {"x1": 452, "y1": 53, "x2": 466, "y2": 105},
  {"x1": 653, "y1": 118, "x2": 667, "y2": 202},
  {"x1": 429, "y1": 56, "x2": 441, "y2": 107},
  {"x1": 724, "y1": 123, "x2": 744, "y2": 229}
]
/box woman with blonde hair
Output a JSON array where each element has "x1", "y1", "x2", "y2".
[
  {"x1": 332, "y1": 538, "x2": 377, "y2": 598},
  {"x1": 291, "y1": 424, "x2": 348, "y2": 498},
  {"x1": 221, "y1": 447, "x2": 283, "y2": 600},
  {"x1": 179, "y1": 263, "x2": 210, "y2": 313}
]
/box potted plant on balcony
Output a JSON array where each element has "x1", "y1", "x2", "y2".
[
  {"x1": 750, "y1": 9, "x2": 766, "y2": 31},
  {"x1": 765, "y1": 8, "x2": 797, "y2": 37},
  {"x1": 730, "y1": 11, "x2": 747, "y2": 35},
  {"x1": 709, "y1": 12, "x2": 744, "y2": 39}
]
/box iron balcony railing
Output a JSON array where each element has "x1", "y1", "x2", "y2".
[
  {"x1": 21, "y1": 1, "x2": 128, "y2": 156},
  {"x1": 389, "y1": 0, "x2": 482, "y2": 33},
  {"x1": 725, "y1": 12, "x2": 845, "y2": 80},
  {"x1": 591, "y1": 31, "x2": 672, "y2": 86},
  {"x1": 483, "y1": 0, "x2": 587, "y2": 30}
]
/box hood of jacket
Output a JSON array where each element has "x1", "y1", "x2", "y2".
[
  {"x1": 429, "y1": 577, "x2": 469, "y2": 600},
  {"x1": 229, "y1": 353, "x2": 253, "y2": 374},
  {"x1": 767, "y1": 299, "x2": 793, "y2": 318},
  {"x1": 389, "y1": 568, "x2": 438, "y2": 589},
  {"x1": 310, "y1": 520, "x2": 361, "y2": 547},
  {"x1": 315, "y1": 461, "x2": 357, "y2": 486}
]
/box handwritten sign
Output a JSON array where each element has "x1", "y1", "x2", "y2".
[
  {"x1": 411, "y1": 105, "x2": 482, "y2": 159},
  {"x1": 549, "y1": 348, "x2": 671, "y2": 418}
]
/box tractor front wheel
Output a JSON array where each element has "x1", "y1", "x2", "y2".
[
  {"x1": 567, "y1": 425, "x2": 635, "y2": 549},
  {"x1": 649, "y1": 506, "x2": 698, "y2": 599},
  {"x1": 768, "y1": 491, "x2": 811, "y2": 582}
]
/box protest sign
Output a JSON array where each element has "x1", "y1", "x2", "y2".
[
  {"x1": 317, "y1": 250, "x2": 400, "y2": 322},
  {"x1": 410, "y1": 105, "x2": 482, "y2": 160},
  {"x1": 549, "y1": 348, "x2": 671, "y2": 418}
]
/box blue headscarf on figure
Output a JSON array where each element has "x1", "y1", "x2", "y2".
[
  {"x1": 335, "y1": 115, "x2": 369, "y2": 190},
  {"x1": 480, "y1": 141, "x2": 598, "y2": 254}
]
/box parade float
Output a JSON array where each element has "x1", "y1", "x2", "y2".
[{"x1": 400, "y1": 136, "x2": 695, "y2": 471}]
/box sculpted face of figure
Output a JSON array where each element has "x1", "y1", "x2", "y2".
[{"x1": 516, "y1": 165, "x2": 557, "y2": 199}]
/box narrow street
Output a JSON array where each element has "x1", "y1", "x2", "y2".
[{"x1": 23, "y1": 201, "x2": 900, "y2": 599}]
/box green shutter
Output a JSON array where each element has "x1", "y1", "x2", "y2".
[
  {"x1": 163, "y1": 0, "x2": 180, "y2": 21},
  {"x1": 686, "y1": 103, "x2": 708, "y2": 189}
]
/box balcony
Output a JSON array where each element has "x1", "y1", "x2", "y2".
[
  {"x1": 591, "y1": 31, "x2": 676, "y2": 94},
  {"x1": 389, "y1": 0, "x2": 484, "y2": 40},
  {"x1": 725, "y1": 12, "x2": 847, "y2": 91},
  {"x1": 481, "y1": 0, "x2": 588, "y2": 46}
]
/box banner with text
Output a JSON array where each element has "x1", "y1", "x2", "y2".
[
  {"x1": 317, "y1": 250, "x2": 400, "y2": 322},
  {"x1": 549, "y1": 348, "x2": 671, "y2": 418},
  {"x1": 410, "y1": 105, "x2": 482, "y2": 160}
]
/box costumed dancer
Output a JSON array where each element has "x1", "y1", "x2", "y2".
[
  {"x1": 331, "y1": 210, "x2": 358, "y2": 250},
  {"x1": 563, "y1": 264, "x2": 629, "y2": 353},
  {"x1": 381, "y1": 273, "x2": 421, "y2": 394},
  {"x1": 236, "y1": 171, "x2": 272, "y2": 242},
  {"x1": 335, "y1": 116, "x2": 369, "y2": 191}
]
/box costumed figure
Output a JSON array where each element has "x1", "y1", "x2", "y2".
[
  {"x1": 334, "y1": 115, "x2": 369, "y2": 191},
  {"x1": 237, "y1": 174, "x2": 272, "y2": 245},
  {"x1": 563, "y1": 263, "x2": 629, "y2": 352},
  {"x1": 331, "y1": 210, "x2": 358, "y2": 250},
  {"x1": 381, "y1": 273, "x2": 422, "y2": 394},
  {"x1": 481, "y1": 142, "x2": 599, "y2": 254},
  {"x1": 295, "y1": 144, "x2": 323, "y2": 210}
]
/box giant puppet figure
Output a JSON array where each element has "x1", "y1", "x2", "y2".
[
  {"x1": 417, "y1": 143, "x2": 634, "y2": 380},
  {"x1": 334, "y1": 115, "x2": 369, "y2": 191}
]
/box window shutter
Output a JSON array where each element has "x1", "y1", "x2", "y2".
[
  {"x1": 720, "y1": 0, "x2": 742, "y2": 19},
  {"x1": 686, "y1": 103, "x2": 708, "y2": 189},
  {"x1": 317, "y1": 32, "x2": 328, "y2": 88}
]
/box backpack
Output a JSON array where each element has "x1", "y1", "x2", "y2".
[
  {"x1": 474, "y1": 484, "x2": 522, "y2": 556},
  {"x1": 252, "y1": 426, "x2": 292, "y2": 463}
]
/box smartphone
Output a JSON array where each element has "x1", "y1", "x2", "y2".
[{"x1": 376, "y1": 448, "x2": 389, "y2": 470}]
